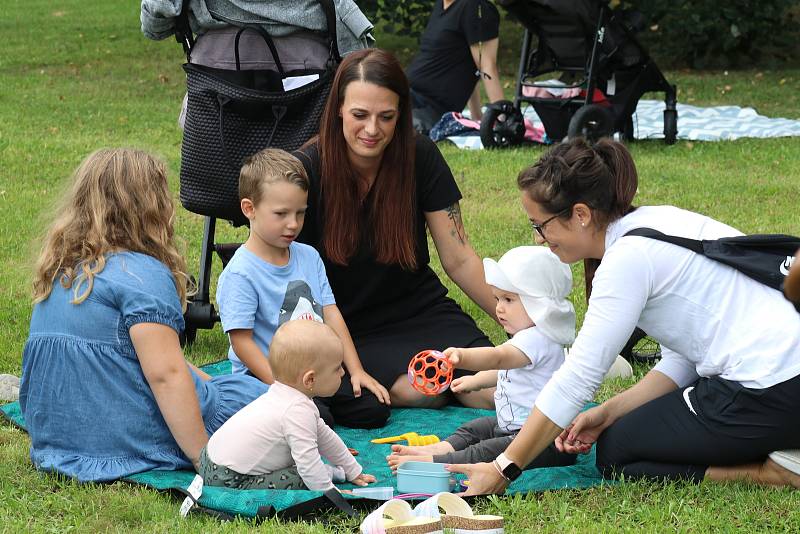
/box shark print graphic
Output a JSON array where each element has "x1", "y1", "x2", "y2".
[{"x1": 278, "y1": 280, "x2": 323, "y2": 325}]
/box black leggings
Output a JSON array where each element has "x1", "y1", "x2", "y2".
[
  {"x1": 434, "y1": 416, "x2": 576, "y2": 467},
  {"x1": 596, "y1": 373, "x2": 800, "y2": 482}
]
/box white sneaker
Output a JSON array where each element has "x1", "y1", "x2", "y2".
[
  {"x1": 564, "y1": 352, "x2": 633, "y2": 381},
  {"x1": 769, "y1": 449, "x2": 800, "y2": 476},
  {"x1": 603, "y1": 356, "x2": 633, "y2": 380}
]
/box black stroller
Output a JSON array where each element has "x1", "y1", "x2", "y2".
[
  {"x1": 480, "y1": 0, "x2": 678, "y2": 147},
  {"x1": 173, "y1": 1, "x2": 341, "y2": 344}
]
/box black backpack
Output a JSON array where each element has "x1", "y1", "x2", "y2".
[{"x1": 625, "y1": 228, "x2": 800, "y2": 309}]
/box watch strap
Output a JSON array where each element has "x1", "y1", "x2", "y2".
[
  {"x1": 496, "y1": 452, "x2": 514, "y2": 471},
  {"x1": 496, "y1": 452, "x2": 522, "y2": 480}
]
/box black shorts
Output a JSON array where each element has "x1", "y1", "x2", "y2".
[{"x1": 596, "y1": 371, "x2": 800, "y2": 482}]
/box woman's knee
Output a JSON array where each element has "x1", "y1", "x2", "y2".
[
  {"x1": 595, "y1": 428, "x2": 625, "y2": 480},
  {"x1": 391, "y1": 388, "x2": 447, "y2": 409},
  {"x1": 454, "y1": 388, "x2": 495, "y2": 410},
  {"x1": 390, "y1": 378, "x2": 447, "y2": 408},
  {"x1": 332, "y1": 393, "x2": 390, "y2": 429}
]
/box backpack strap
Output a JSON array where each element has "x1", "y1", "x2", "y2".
[
  {"x1": 323, "y1": 487, "x2": 356, "y2": 517},
  {"x1": 625, "y1": 227, "x2": 800, "y2": 304},
  {"x1": 175, "y1": 0, "x2": 195, "y2": 60},
  {"x1": 624, "y1": 227, "x2": 705, "y2": 255},
  {"x1": 317, "y1": 0, "x2": 341, "y2": 64}
]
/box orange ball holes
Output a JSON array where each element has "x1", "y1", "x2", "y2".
[{"x1": 407, "y1": 350, "x2": 454, "y2": 396}]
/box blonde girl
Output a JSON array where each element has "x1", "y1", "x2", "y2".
[{"x1": 21, "y1": 148, "x2": 266, "y2": 481}]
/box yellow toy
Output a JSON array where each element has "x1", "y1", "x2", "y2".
[{"x1": 371, "y1": 432, "x2": 440, "y2": 446}]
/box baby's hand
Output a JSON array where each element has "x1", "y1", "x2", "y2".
[
  {"x1": 351, "y1": 473, "x2": 376, "y2": 486},
  {"x1": 442, "y1": 347, "x2": 463, "y2": 367},
  {"x1": 450, "y1": 375, "x2": 482, "y2": 393}
]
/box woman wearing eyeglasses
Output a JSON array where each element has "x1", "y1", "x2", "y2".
[{"x1": 450, "y1": 136, "x2": 800, "y2": 492}]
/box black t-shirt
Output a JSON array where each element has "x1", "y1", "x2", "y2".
[
  {"x1": 407, "y1": 0, "x2": 500, "y2": 116},
  {"x1": 295, "y1": 135, "x2": 462, "y2": 335}
]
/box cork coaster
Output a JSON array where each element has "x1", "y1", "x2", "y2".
[{"x1": 442, "y1": 514, "x2": 504, "y2": 531}]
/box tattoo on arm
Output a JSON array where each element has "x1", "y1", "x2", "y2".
[{"x1": 446, "y1": 203, "x2": 467, "y2": 245}]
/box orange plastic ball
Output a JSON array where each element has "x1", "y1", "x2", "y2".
[{"x1": 407, "y1": 350, "x2": 454, "y2": 396}]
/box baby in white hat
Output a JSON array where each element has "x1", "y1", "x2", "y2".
[{"x1": 387, "y1": 246, "x2": 580, "y2": 468}]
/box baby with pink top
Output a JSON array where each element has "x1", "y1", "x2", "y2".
[{"x1": 199, "y1": 320, "x2": 376, "y2": 491}]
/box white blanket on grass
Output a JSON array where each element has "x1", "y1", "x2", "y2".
[{"x1": 446, "y1": 100, "x2": 800, "y2": 150}]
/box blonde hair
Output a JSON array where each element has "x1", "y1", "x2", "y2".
[
  {"x1": 270, "y1": 320, "x2": 342, "y2": 383},
  {"x1": 32, "y1": 148, "x2": 191, "y2": 306},
  {"x1": 239, "y1": 148, "x2": 309, "y2": 206}
]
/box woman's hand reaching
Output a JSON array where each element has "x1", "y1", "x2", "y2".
[
  {"x1": 554, "y1": 404, "x2": 613, "y2": 455},
  {"x1": 447, "y1": 462, "x2": 508, "y2": 496}
]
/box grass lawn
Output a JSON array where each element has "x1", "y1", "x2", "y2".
[{"x1": 1, "y1": 0, "x2": 799, "y2": 531}]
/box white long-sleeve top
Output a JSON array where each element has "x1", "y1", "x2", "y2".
[
  {"x1": 206, "y1": 381, "x2": 361, "y2": 491},
  {"x1": 536, "y1": 205, "x2": 800, "y2": 428}
]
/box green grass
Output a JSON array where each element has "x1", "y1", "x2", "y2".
[{"x1": 2, "y1": 0, "x2": 800, "y2": 531}]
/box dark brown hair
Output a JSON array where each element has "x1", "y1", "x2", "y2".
[
  {"x1": 517, "y1": 137, "x2": 638, "y2": 229},
  {"x1": 317, "y1": 48, "x2": 417, "y2": 269},
  {"x1": 517, "y1": 137, "x2": 639, "y2": 299}
]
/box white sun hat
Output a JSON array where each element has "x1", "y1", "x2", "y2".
[{"x1": 483, "y1": 246, "x2": 576, "y2": 345}]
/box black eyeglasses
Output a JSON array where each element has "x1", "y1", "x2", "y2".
[{"x1": 530, "y1": 207, "x2": 571, "y2": 239}]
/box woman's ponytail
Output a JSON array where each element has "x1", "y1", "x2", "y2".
[{"x1": 592, "y1": 139, "x2": 638, "y2": 220}]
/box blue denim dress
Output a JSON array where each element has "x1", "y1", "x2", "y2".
[{"x1": 19, "y1": 252, "x2": 267, "y2": 482}]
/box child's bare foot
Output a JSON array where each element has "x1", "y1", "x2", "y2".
[
  {"x1": 390, "y1": 442, "x2": 455, "y2": 457},
  {"x1": 390, "y1": 444, "x2": 427, "y2": 456},
  {"x1": 387, "y1": 453, "x2": 433, "y2": 472}
]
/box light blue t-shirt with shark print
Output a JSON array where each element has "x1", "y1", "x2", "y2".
[{"x1": 217, "y1": 242, "x2": 335, "y2": 374}]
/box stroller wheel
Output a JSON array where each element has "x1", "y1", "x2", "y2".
[
  {"x1": 480, "y1": 100, "x2": 525, "y2": 149},
  {"x1": 620, "y1": 327, "x2": 662, "y2": 365},
  {"x1": 663, "y1": 108, "x2": 678, "y2": 145},
  {"x1": 567, "y1": 104, "x2": 614, "y2": 142}
]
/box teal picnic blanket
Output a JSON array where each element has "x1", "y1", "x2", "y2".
[{"x1": 1, "y1": 361, "x2": 605, "y2": 518}]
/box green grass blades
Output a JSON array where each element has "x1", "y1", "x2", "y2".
[{"x1": 2, "y1": 0, "x2": 800, "y2": 531}]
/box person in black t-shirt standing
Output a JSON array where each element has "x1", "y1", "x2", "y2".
[
  {"x1": 407, "y1": 0, "x2": 504, "y2": 134},
  {"x1": 295, "y1": 49, "x2": 499, "y2": 429}
]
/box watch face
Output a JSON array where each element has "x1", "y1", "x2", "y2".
[{"x1": 503, "y1": 463, "x2": 522, "y2": 481}]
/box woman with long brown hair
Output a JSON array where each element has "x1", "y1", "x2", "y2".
[{"x1": 296, "y1": 48, "x2": 497, "y2": 428}]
